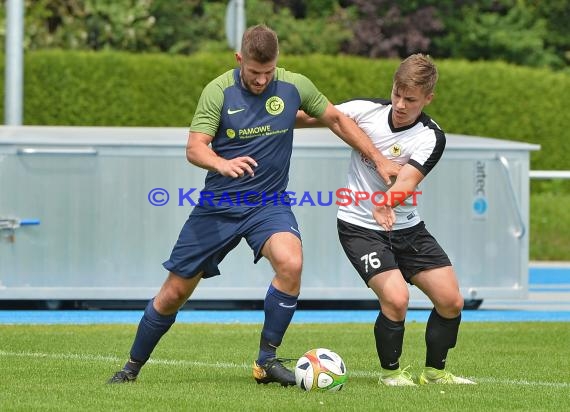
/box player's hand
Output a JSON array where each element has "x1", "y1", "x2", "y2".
[
  {"x1": 372, "y1": 204, "x2": 396, "y2": 231},
  {"x1": 217, "y1": 156, "x2": 258, "y2": 178},
  {"x1": 375, "y1": 158, "x2": 401, "y2": 186}
]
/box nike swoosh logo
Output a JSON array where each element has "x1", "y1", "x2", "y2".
[
  {"x1": 227, "y1": 108, "x2": 245, "y2": 115},
  {"x1": 290, "y1": 226, "x2": 300, "y2": 234},
  {"x1": 279, "y1": 302, "x2": 297, "y2": 309}
]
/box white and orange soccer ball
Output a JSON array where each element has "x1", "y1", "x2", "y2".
[{"x1": 294, "y1": 348, "x2": 347, "y2": 392}]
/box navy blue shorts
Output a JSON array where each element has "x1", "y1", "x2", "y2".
[{"x1": 163, "y1": 204, "x2": 301, "y2": 279}]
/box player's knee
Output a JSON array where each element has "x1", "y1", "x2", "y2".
[
  {"x1": 273, "y1": 258, "x2": 302, "y2": 293},
  {"x1": 156, "y1": 286, "x2": 189, "y2": 311},
  {"x1": 288, "y1": 254, "x2": 303, "y2": 277},
  {"x1": 438, "y1": 293, "x2": 464, "y2": 317},
  {"x1": 452, "y1": 294, "x2": 464, "y2": 313},
  {"x1": 274, "y1": 252, "x2": 303, "y2": 279},
  {"x1": 380, "y1": 291, "x2": 409, "y2": 317}
]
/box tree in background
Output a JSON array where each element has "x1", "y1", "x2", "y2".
[
  {"x1": 19, "y1": 0, "x2": 157, "y2": 51},
  {"x1": 277, "y1": 0, "x2": 568, "y2": 69},
  {"x1": 533, "y1": 0, "x2": 570, "y2": 69},
  {"x1": 0, "y1": 0, "x2": 567, "y2": 69},
  {"x1": 247, "y1": 0, "x2": 353, "y2": 55},
  {"x1": 339, "y1": 0, "x2": 444, "y2": 58},
  {"x1": 432, "y1": 0, "x2": 566, "y2": 69},
  {"x1": 0, "y1": 0, "x2": 228, "y2": 53},
  {"x1": 148, "y1": 0, "x2": 227, "y2": 53}
]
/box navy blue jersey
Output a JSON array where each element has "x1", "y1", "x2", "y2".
[{"x1": 190, "y1": 67, "x2": 328, "y2": 210}]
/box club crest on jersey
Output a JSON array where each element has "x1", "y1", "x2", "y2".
[
  {"x1": 389, "y1": 144, "x2": 402, "y2": 157},
  {"x1": 266, "y1": 96, "x2": 284, "y2": 115}
]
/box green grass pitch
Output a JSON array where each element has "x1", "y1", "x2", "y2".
[{"x1": 1, "y1": 322, "x2": 569, "y2": 411}]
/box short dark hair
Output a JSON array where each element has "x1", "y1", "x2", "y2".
[{"x1": 240, "y1": 24, "x2": 279, "y2": 63}]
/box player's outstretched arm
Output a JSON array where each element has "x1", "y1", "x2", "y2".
[
  {"x1": 316, "y1": 103, "x2": 401, "y2": 185},
  {"x1": 186, "y1": 131, "x2": 257, "y2": 178}
]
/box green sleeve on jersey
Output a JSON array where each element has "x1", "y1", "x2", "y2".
[
  {"x1": 190, "y1": 70, "x2": 235, "y2": 136},
  {"x1": 277, "y1": 68, "x2": 328, "y2": 118}
]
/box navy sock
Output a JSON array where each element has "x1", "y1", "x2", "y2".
[
  {"x1": 257, "y1": 284, "x2": 298, "y2": 364},
  {"x1": 124, "y1": 298, "x2": 177, "y2": 374},
  {"x1": 374, "y1": 312, "x2": 405, "y2": 370},
  {"x1": 425, "y1": 308, "x2": 461, "y2": 370}
]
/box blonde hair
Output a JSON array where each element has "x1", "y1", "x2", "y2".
[
  {"x1": 393, "y1": 54, "x2": 438, "y2": 95},
  {"x1": 240, "y1": 24, "x2": 279, "y2": 63}
]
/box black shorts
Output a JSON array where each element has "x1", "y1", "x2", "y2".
[{"x1": 337, "y1": 219, "x2": 451, "y2": 285}]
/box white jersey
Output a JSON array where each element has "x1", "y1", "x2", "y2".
[{"x1": 336, "y1": 98, "x2": 446, "y2": 231}]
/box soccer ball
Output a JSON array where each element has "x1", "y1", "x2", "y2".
[{"x1": 295, "y1": 348, "x2": 347, "y2": 391}]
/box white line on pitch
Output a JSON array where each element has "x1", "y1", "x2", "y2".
[
  {"x1": 0, "y1": 350, "x2": 568, "y2": 389},
  {"x1": 0, "y1": 350, "x2": 248, "y2": 369}
]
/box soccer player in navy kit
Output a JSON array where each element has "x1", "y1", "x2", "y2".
[
  {"x1": 300, "y1": 54, "x2": 476, "y2": 386},
  {"x1": 108, "y1": 24, "x2": 399, "y2": 386}
]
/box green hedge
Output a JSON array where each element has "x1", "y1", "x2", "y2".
[
  {"x1": 1, "y1": 50, "x2": 569, "y2": 171},
  {"x1": 530, "y1": 191, "x2": 570, "y2": 260}
]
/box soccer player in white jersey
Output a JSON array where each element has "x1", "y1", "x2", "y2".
[{"x1": 299, "y1": 54, "x2": 476, "y2": 386}]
